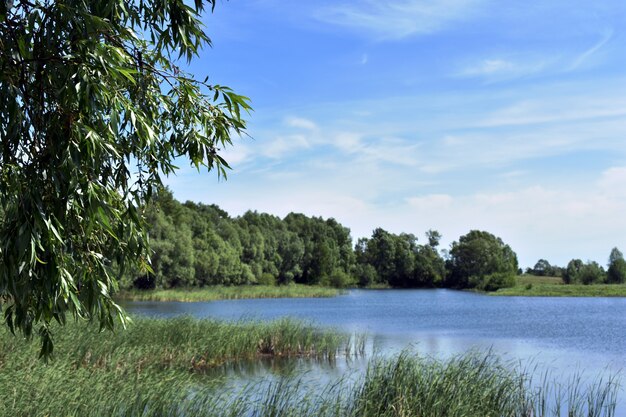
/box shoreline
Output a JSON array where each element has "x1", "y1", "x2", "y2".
[
  {"x1": 116, "y1": 284, "x2": 343, "y2": 302},
  {"x1": 116, "y1": 276, "x2": 626, "y2": 303}
]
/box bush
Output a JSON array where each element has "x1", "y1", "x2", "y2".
[
  {"x1": 485, "y1": 273, "x2": 516, "y2": 291},
  {"x1": 469, "y1": 273, "x2": 516, "y2": 292},
  {"x1": 322, "y1": 269, "x2": 355, "y2": 288},
  {"x1": 257, "y1": 273, "x2": 276, "y2": 286}
]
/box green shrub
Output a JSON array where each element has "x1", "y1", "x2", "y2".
[
  {"x1": 484, "y1": 272, "x2": 516, "y2": 291},
  {"x1": 258, "y1": 273, "x2": 276, "y2": 286},
  {"x1": 322, "y1": 269, "x2": 355, "y2": 288},
  {"x1": 470, "y1": 273, "x2": 516, "y2": 292}
]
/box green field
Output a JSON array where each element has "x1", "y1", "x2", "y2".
[
  {"x1": 493, "y1": 275, "x2": 626, "y2": 297},
  {"x1": 116, "y1": 284, "x2": 342, "y2": 302}
]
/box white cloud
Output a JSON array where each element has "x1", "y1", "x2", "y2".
[
  {"x1": 316, "y1": 0, "x2": 487, "y2": 40},
  {"x1": 460, "y1": 59, "x2": 516, "y2": 76},
  {"x1": 333, "y1": 132, "x2": 363, "y2": 153},
  {"x1": 477, "y1": 97, "x2": 626, "y2": 128},
  {"x1": 262, "y1": 134, "x2": 310, "y2": 158},
  {"x1": 598, "y1": 167, "x2": 626, "y2": 194},
  {"x1": 407, "y1": 194, "x2": 453, "y2": 210},
  {"x1": 456, "y1": 58, "x2": 550, "y2": 80},
  {"x1": 396, "y1": 173, "x2": 626, "y2": 267},
  {"x1": 220, "y1": 143, "x2": 251, "y2": 166},
  {"x1": 285, "y1": 117, "x2": 317, "y2": 130}
]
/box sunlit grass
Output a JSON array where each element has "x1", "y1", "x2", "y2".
[
  {"x1": 116, "y1": 284, "x2": 342, "y2": 302},
  {"x1": 493, "y1": 275, "x2": 626, "y2": 297}
]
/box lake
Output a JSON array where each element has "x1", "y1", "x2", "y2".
[{"x1": 121, "y1": 288, "x2": 626, "y2": 379}]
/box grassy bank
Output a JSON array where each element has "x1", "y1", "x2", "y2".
[
  {"x1": 491, "y1": 274, "x2": 626, "y2": 297},
  {"x1": 117, "y1": 284, "x2": 342, "y2": 302}
]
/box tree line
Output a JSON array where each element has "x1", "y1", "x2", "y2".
[
  {"x1": 125, "y1": 189, "x2": 520, "y2": 291},
  {"x1": 526, "y1": 248, "x2": 626, "y2": 285}
]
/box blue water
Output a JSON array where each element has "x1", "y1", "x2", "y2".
[{"x1": 121, "y1": 289, "x2": 626, "y2": 377}]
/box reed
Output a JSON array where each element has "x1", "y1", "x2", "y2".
[
  {"x1": 116, "y1": 284, "x2": 342, "y2": 302},
  {"x1": 0, "y1": 320, "x2": 620, "y2": 417},
  {"x1": 0, "y1": 316, "x2": 350, "y2": 416}
]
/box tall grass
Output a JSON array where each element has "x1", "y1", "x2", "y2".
[
  {"x1": 0, "y1": 319, "x2": 619, "y2": 417},
  {"x1": 117, "y1": 284, "x2": 342, "y2": 302},
  {"x1": 0, "y1": 316, "x2": 353, "y2": 416},
  {"x1": 345, "y1": 352, "x2": 620, "y2": 417}
]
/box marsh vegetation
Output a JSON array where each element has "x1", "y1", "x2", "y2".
[
  {"x1": 117, "y1": 284, "x2": 341, "y2": 302},
  {"x1": 0, "y1": 317, "x2": 619, "y2": 417}
]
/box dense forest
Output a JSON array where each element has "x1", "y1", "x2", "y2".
[
  {"x1": 124, "y1": 189, "x2": 625, "y2": 291},
  {"x1": 123, "y1": 189, "x2": 521, "y2": 291}
]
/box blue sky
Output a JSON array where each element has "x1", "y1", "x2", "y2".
[{"x1": 165, "y1": 0, "x2": 626, "y2": 268}]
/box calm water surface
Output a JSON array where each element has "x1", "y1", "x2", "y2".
[{"x1": 122, "y1": 289, "x2": 626, "y2": 377}]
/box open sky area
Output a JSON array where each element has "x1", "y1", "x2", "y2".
[{"x1": 165, "y1": 0, "x2": 626, "y2": 268}]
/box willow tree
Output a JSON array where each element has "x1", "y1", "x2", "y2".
[{"x1": 0, "y1": 0, "x2": 249, "y2": 355}]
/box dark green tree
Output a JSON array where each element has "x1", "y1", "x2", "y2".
[
  {"x1": 413, "y1": 245, "x2": 445, "y2": 287},
  {"x1": 0, "y1": 0, "x2": 250, "y2": 354},
  {"x1": 142, "y1": 196, "x2": 195, "y2": 288},
  {"x1": 283, "y1": 213, "x2": 354, "y2": 285},
  {"x1": 563, "y1": 259, "x2": 584, "y2": 284},
  {"x1": 531, "y1": 259, "x2": 553, "y2": 277},
  {"x1": 579, "y1": 261, "x2": 606, "y2": 285},
  {"x1": 607, "y1": 247, "x2": 626, "y2": 284},
  {"x1": 355, "y1": 229, "x2": 446, "y2": 288},
  {"x1": 276, "y1": 231, "x2": 304, "y2": 285},
  {"x1": 445, "y1": 230, "x2": 518, "y2": 290},
  {"x1": 426, "y1": 229, "x2": 442, "y2": 248},
  {"x1": 364, "y1": 228, "x2": 399, "y2": 285}
]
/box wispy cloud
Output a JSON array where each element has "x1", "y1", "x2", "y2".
[
  {"x1": 316, "y1": 0, "x2": 487, "y2": 40},
  {"x1": 477, "y1": 96, "x2": 626, "y2": 128},
  {"x1": 262, "y1": 134, "x2": 310, "y2": 159},
  {"x1": 568, "y1": 29, "x2": 614, "y2": 71},
  {"x1": 455, "y1": 57, "x2": 551, "y2": 80},
  {"x1": 455, "y1": 29, "x2": 615, "y2": 82},
  {"x1": 285, "y1": 116, "x2": 317, "y2": 130},
  {"x1": 461, "y1": 59, "x2": 515, "y2": 76}
]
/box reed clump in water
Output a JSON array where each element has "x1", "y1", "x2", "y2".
[{"x1": 345, "y1": 353, "x2": 619, "y2": 417}]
